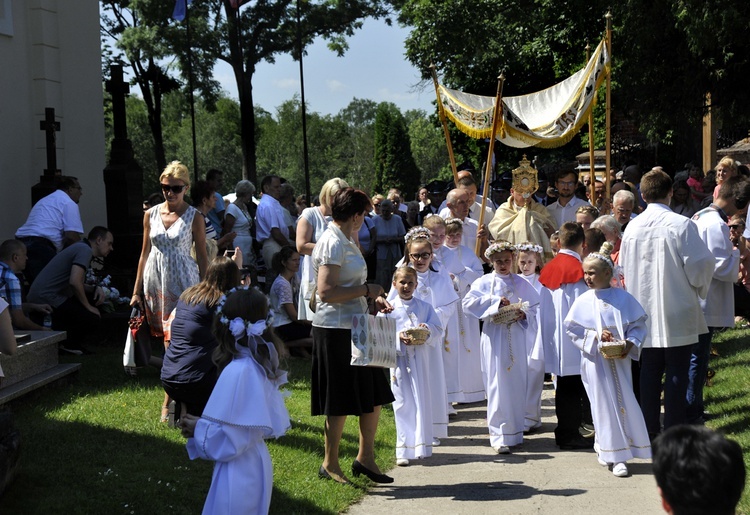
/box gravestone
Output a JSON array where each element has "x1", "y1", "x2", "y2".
[{"x1": 103, "y1": 64, "x2": 144, "y2": 271}]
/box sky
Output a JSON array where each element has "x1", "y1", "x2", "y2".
[{"x1": 211, "y1": 18, "x2": 436, "y2": 117}]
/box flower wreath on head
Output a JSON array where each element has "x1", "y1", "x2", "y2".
[
  {"x1": 405, "y1": 226, "x2": 431, "y2": 244},
  {"x1": 444, "y1": 217, "x2": 464, "y2": 229},
  {"x1": 515, "y1": 243, "x2": 544, "y2": 254},
  {"x1": 216, "y1": 286, "x2": 275, "y2": 340},
  {"x1": 485, "y1": 240, "x2": 517, "y2": 260}
]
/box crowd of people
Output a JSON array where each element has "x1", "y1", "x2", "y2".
[{"x1": 1, "y1": 155, "x2": 749, "y2": 514}]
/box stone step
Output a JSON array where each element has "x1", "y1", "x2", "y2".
[
  {"x1": 0, "y1": 363, "x2": 81, "y2": 405},
  {"x1": 1, "y1": 331, "x2": 67, "y2": 389}
]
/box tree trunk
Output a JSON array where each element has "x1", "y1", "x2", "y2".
[
  {"x1": 132, "y1": 57, "x2": 167, "y2": 173},
  {"x1": 225, "y1": 2, "x2": 257, "y2": 184}
]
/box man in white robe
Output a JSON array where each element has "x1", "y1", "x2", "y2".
[
  {"x1": 620, "y1": 170, "x2": 714, "y2": 437},
  {"x1": 686, "y1": 176, "x2": 750, "y2": 423},
  {"x1": 443, "y1": 189, "x2": 488, "y2": 259}
]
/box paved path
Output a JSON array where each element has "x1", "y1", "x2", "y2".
[{"x1": 347, "y1": 385, "x2": 662, "y2": 514}]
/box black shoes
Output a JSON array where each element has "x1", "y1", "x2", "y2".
[
  {"x1": 351, "y1": 460, "x2": 394, "y2": 484},
  {"x1": 558, "y1": 437, "x2": 594, "y2": 450}
]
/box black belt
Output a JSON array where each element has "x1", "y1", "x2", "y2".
[{"x1": 16, "y1": 236, "x2": 56, "y2": 250}]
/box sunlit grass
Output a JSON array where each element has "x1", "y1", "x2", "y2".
[
  {"x1": 1, "y1": 344, "x2": 396, "y2": 514},
  {"x1": 705, "y1": 326, "x2": 750, "y2": 515}
]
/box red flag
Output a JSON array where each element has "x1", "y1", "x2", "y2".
[{"x1": 229, "y1": 0, "x2": 252, "y2": 8}]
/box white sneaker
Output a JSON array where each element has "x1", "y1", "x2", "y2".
[
  {"x1": 612, "y1": 462, "x2": 628, "y2": 477},
  {"x1": 597, "y1": 456, "x2": 608, "y2": 466},
  {"x1": 494, "y1": 445, "x2": 511, "y2": 454},
  {"x1": 396, "y1": 458, "x2": 409, "y2": 466},
  {"x1": 432, "y1": 438, "x2": 441, "y2": 447}
]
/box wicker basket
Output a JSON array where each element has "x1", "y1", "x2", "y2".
[
  {"x1": 403, "y1": 327, "x2": 430, "y2": 345},
  {"x1": 599, "y1": 340, "x2": 627, "y2": 358},
  {"x1": 491, "y1": 302, "x2": 525, "y2": 325}
]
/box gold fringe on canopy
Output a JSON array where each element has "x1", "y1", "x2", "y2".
[{"x1": 437, "y1": 38, "x2": 610, "y2": 149}]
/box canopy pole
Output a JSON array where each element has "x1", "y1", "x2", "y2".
[
  {"x1": 605, "y1": 12, "x2": 613, "y2": 201},
  {"x1": 430, "y1": 64, "x2": 460, "y2": 187},
  {"x1": 586, "y1": 41, "x2": 597, "y2": 207},
  {"x1": 475, "y1": 72, "x2": 505, "y2": 257}
]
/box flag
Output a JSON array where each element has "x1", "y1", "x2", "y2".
[{"x1": 172, "y1": 0, "x2": 192, "y2": 21}]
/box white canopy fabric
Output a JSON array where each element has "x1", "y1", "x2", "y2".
[{"x1": 438, "y1": 39, "x2": 610, "y2": 148}]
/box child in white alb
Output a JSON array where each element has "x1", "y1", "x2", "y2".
[
  {"x1": 180, "y1": 288, "x2": 290, "y2": 514},
  {"x1": 463, "y1": 241, "x2": 540, "y2": 454},
  {"x1": 387, "y1": 227, "x2": 457, "y2": 444},
  {"x1": 516, "y1": 242, "x2": 546, "y2": 432},
  {"x1": 564, "y1": 242, "x2": 651, "y2": 478},
  {"x1": 380, "y1": 266, "x2": 443, "y2": 466}
]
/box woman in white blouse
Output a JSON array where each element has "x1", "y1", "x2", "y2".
[
  {"x1": 312, "y1": 188, "x2": 394, "y2": 485},
  {"x1": 222, "y1": 180, "x2": 257, "y2": 269}
]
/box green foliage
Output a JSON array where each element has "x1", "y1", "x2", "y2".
[
  {"x1": 1, "y1": 345, "x2": 396, "y2": 513},
  {"x1": 373, "y1": 102, "x2": 420, "y2": 197},
  {"x1": 704, "y1": 327, "x2": 750, "y2": 514},
  {"x1": 406, "y1": 110, "x2": 450, "y2": 185},
  {"x1": 393, "y1": 0, "x2": 750, "y2": 171}
]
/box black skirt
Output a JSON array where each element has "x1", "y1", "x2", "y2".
[{"x1": 311, "y1": 326, "x2": 394, "y2": 416}]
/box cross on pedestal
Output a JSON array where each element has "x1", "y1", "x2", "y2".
[
  {"x1": 106, "y1": 64, "x2": 130, "y2": 141},
  {"x1": 39, "y1": 107, "x2": 60, "y2": 176}
]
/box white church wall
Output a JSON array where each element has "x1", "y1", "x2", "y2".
[{"x1": 0, "y1": 0, "x2": 105, "y2": 241}]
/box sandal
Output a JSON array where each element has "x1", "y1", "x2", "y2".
[{"x1": 160, "y1": 405, "x2": 169, "y2": 423}]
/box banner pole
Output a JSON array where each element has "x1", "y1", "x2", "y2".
[
  {"x1": 605, "y1": 12, "x2": 613, "y2": 201},
  {"x1": 586, "y1": 41, "x2": 596, "y2": 207},
  {"x1": 475, "y1": 72, "x2": 505, "y2": 257},
  {"x1": 430, "y1": 64, "x2": 460, "y2": 187}
]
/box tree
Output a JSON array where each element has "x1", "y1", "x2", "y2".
[
  {"x1": 373, "y1": 102, "x2": 420, "y2": 197},
  {"x1": 207, "y1": 0, "x2": 394, "y2": 184},
  {"x1": 405, "y1": 110, "x2": 449, "y2": 184},
  {"x1": 393, "y1": 0, "x2": 750, "y2": 171},
  {"x1": 338, "y1": 98, "x2": 379, "y2": 190},
  {"x1": 101, "y1": 0, "x2": 217, "y2": 173}
]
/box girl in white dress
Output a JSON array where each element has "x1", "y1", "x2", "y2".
[
  {"x1": 181, "y1": 288, "x2": 290, "y2": 514},
  {"x1": 387, "y1": 227, "x2": 456, "y2": 442},
  {"x1": 463, "y1": 241, "x2": 540, "y2": 454},
  {"x1": 564, "y1": 243, "x2": 651, "y2": 478},
  {"x1": 380, "y1": 266, "x2": 443, "y2": 466},
  {"x1": 442, "y1": 218, "x2": 486, "y2": 404},
  {"x1": 516, "y1": 242, "x2": 546, "y2": 432}
]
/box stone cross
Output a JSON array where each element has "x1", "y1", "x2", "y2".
[
  {"x1": 39, "y1": 107, "x2": 60, "y2": 176},
  {"x1": 106, "y1": 64, "x2": 130, "y2": 141}
]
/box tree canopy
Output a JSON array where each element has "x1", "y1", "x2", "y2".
[{"x1": 393, "y1": 0, "x2": 750, "y2": 170}]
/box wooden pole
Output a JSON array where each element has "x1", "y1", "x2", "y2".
[
  {"x1": 475, "y1": 73, "x2": 505, "y2": 256},
  {"x1": 605, "y1": 12, "x2": 613, "y2": 201},
  {"x1": 586, "y1": 41, "x2": 597, "y2": 207},
  {"x1": 430, "y1": 64, "x2": 460, "y2": 187}
]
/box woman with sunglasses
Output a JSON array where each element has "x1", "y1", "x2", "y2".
[{"x1": 131, "y1": 161, "x2": 208, "y2": 422}]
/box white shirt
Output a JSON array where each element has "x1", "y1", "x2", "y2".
[
  {"x1": 546, "y1": 196, "x2": 588, "y2": 228},
  {"x1": 692, "y1": 207, "x2": 740, "y2": 328},
  {"x1": 311, "y1": 224, "x2": 368, "y2": 329},
  {"x1": 620, "y1": 203, "x2": 715, "y2": 348},
  {"x1": 16, "y1": 190, "x2": 84, "y2": 251},
  {"x1": 255, "y1": 194, "x2": 289, "y2": 243}
]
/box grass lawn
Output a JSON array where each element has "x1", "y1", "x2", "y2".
[
  {"x1": 0, "y1": 341, "x2": 396, "y2": 514},
  {"x1": 705, "y1": 326, "x2": 750, "y2": 515}
]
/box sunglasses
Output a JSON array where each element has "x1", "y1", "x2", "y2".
[
  {"x1": 728, "y1": 224, "x2": 744, "y2": 229},
  {"x1": 409, "y1": 252, "x2": 432, "y2": 261},
  {"x1": 161, "y1": 184, "x2": 186, "y2": 194}
]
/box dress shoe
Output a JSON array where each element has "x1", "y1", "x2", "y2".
[
  {"x1": 493, "y1": 445, "x2": 511, "y2": 454},
  {"x1": 612, "y1": 462, "x2": 629, "y2": 477},
  {"x1": 558, "y1": 437, "x2": 594, "y2": 450},
  {"x1": 351, "y1": 460, "x2": 394, "y2": 484}
]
